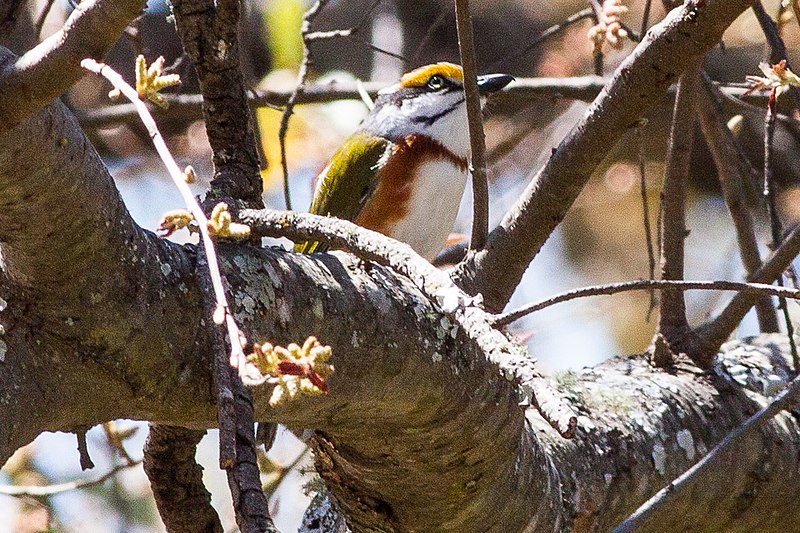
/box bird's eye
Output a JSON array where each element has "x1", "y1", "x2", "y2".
[{"x1": 427, "y1": 75, "x2": 445, "y2": 90}]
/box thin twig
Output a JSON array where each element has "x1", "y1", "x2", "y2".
[
  {"x1": 77, "y1": 79, "x2": 775, "y2": 129},
  {"x1": 696, "y1": 75, "x2": 779, "y2": 333},
  {"x1": 197, "y1": 250, "x2": 238, "y2": 469},
  {"x1": 653, "y1": 70, "x2": 699, "y2": 366},
  {"x1": 763, "y1": 90, "x2": 799, "y2": 371},
  {"x1": 640, "y1": 0, "x2": 653, "y2": 37},
  {"x1": 75, "y1": 427, "x2": 94, "y2": 471},
  {"x1": 719, "y1": 88, "x2": 800, "y2": 128},
  {"x1": 0, "y1": 460, "x2": 142, "y2": 497},
  {"x1": 753, "y1": 2, "x2": 791, "y2": 67},
  {"x1": 698, "y1": 213, "x2": 800, "y2": 360},
  {"x1": 278, "y1": 0, "x2": 331, "y2": 210},
  {"x1": 454, "y1": 0, "x2": 490, "y2": 250},
  {"x1": 637, "y1": 125, "x2": 657, "y2": 320},
  {"x1": 34, "y1": 0, "x2": 57, "y2": 37},
  {"x1": 589, "y1": 0, "x2": 605, "y2": 76},
  {"x1": 262, "y1": 445, "x2": 309, "y2": 498},
  {"x1": 81, "y1": 59, "x2": 249, "y2": 379},
  {"x1": 752, "y1": 1, "x2": 800, "y2": 114},
  {"x1": 612, "y1": 369, "x2": 800, "y2": 532},
  {"x1": 348, "y1": 36, "x2": 407, "y2": 61},
  {"x1": 493, "y1": 279, "x2": 800, "y2": 327},
  {"x1": 487, "y1": 9, "x2": 594, "y2": 70},
  {"x1": 279, "y1": 0, "x2": 394, "y2": 211}
]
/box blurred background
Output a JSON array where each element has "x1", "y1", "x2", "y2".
[{"x1": 2, "y1": 0, "x2": 800, "y2": 530}]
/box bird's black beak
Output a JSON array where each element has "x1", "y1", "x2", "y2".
[{"x1": 476, "y1": 73, "x2": 514, "y2": 94}]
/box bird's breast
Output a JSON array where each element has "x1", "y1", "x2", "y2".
[{"x1": 355, "y1": 136, "x2": 468, "y2": 261}]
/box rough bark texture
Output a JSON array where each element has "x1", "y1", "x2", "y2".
[
  {"x1": 2, "y1": 90, "x2": 800, "y2": 530},
  {"x1": 6, "y1": 0, "x2": 800, "y2": 530},
  {"x1": 170, "y1": 0, "x2": 263, "y2": 207},
  {"x1": 143, "y1": 425, "x2": 223, "y2": 533}
]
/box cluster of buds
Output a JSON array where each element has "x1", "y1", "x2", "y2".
[
  {"x1": 156, "y1": 203, "x2": 252, "y2": 239},
  {"x1": 134, "y1": 55, "x2": 180, "y2": 109},
  {"x1": 588, "y1": 0, "x2": 629, "y2": 54},
  {"x1": 247, "y1": 336, "x2": 334, "y2": 407},
  {"x1": 208, "y1": 202, "x2": 252, "y2": 239}
]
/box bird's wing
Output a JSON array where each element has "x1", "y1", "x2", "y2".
[{"x1": 295, "y1": 133, "x2": 390, "y2": 254}]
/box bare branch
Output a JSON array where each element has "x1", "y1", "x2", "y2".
[
  {"x1": 651, "y1": 70, "x2": 699, "y2": 367},
  {"x1": 0, "y1": 0, "x2": 147, "y2": 133},
  {"x1": 454, "y1": 0, "x2": 490, "y2": 250},
  {"x1": 450, "y1": 0, "x2": 758, "y2": 312},
  {"x1": 696, "y1": 75, "x2": 779, "y2": 333},
  {"x1": 0, "y1": 460, "x2": 142, "y2": 498},
  {"x1": 278, "y1": 0, "x2": 332, "y2": 210},
  {"x1": 493, "y1": 279, "x2": 800, "y2": 327},
  {"x1": 762, "y1": 87, "x2": 799, "y2": 370},
  {"x1": 637, "y1": 126, "x2": 657, "y2": 318},
  {"x1": 640, "y1": 0, "x2": 653, "y2": 36},
  {"x1": 698, "y1": 220, "x2": 800, "y2": 358},
  {"x1": 76, "y1": 78, "x2": 773, "y2": 129},
  {"x1": 238, "y1": 208, "x2": 578, "y2": 437},
  {"x1": 143, "y1": 425, "x2": 223, "y2": 533},
  {"x1": 170, "y1": 0, "x2": 263, "y2": 207}
]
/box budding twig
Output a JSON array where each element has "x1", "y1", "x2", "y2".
[{"x1": 81, "y1": 58, "x2": 250, "y2": 379}]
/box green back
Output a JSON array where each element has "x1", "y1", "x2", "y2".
[{"x1": 295, "y1": 133, "x2": 390, "y2": 254}]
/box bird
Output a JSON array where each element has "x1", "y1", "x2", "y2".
[{"x1": 295, "y1": 62, "x2": 513, "y2": 261}]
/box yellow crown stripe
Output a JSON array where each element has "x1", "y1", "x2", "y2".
[{"x1": 399, "y1": 62, "x2": 464, "y2": 88}]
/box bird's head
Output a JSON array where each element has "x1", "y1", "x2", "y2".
[{"x1": 360, "y1": 63, "x2": 514, "y2": 159}]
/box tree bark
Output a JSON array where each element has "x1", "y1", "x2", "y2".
[{"x1": 2, "y1": 92, "x2": 800, "y2": 531}]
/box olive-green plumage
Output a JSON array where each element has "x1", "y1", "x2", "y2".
[{"x1": 294, "y1": 133, "x2": 389, "y2": 254}]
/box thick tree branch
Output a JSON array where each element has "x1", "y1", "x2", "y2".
[
  {"x1": 170, "y1": 0, "x2": 263, "y2": 207},
  {"x1": 613, "y1": 341, "x2": 800, "y2": 531},
  {"x1": 0, "y1": 0, "x2": 146, "y2": 133},
  {"x1": 450, "y1": 0, "x2": 759, "y2": 312},
  {"x1": 143, "y1": 425, "x2": 223, "y2": 533},
  {"x1": 6, "y1": 95, "x2": 800, "y2": 529}
]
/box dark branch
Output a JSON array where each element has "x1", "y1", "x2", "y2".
[
  {"x1": 171, "y1": 0, "x2": 263, "y2": 207},
  {"x1": 454, "y1": 0, "x2": 490, "y2": 250},
  {"x1": 76, "y1": 78, "x2": 772, "y2": 129},
  {"x1": 696, "y1": 74, "x2": 779, "y2": 333},
  {"x1": 652, "y1": 70, "x2": 699, "y2": 367},
  {"x1": 143, "y1": 425, "x2": 223, "y2": 533},
  {"x1": 278, "y1": 0, "x2": 331, "y2": 210},
  {"x1": 493, "y1": 279, "x2": 800, "y2": 327}
]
